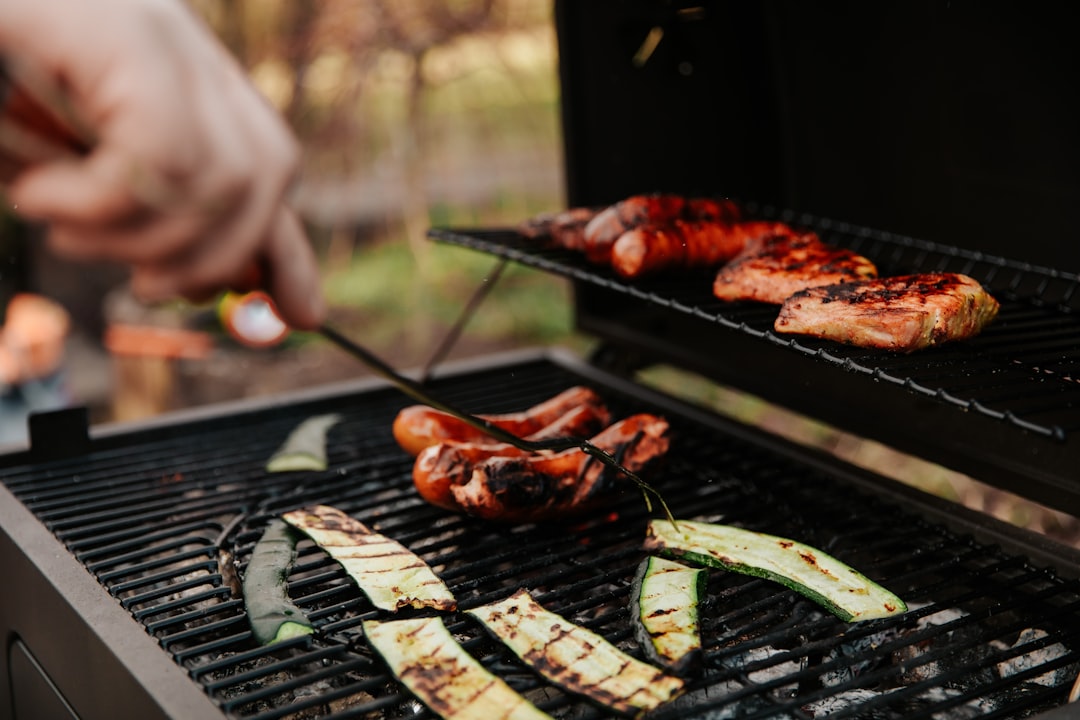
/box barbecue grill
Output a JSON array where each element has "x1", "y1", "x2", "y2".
[{"x1": 2, "y1": 1, "x2": 1079, "y2": 719}]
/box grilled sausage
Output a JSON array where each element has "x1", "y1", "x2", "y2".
[
  {"x1": 423, "y1": 413, "x2": 670, "y2": 523},
  {"x1": 583, "y1": 194, "x2": 741, "y2": 264},
  {"x1": 610, "y1": 219, "x2": 792, "y2": 279},
  {"x1": 518, "y1": 206, "x2": 601, "y2": 251},
  {"x1": 392, "y1": 385, "x2": 610, "y2": 457},
  {"x1": 412, "y1": 404, "x2": 615, "y2": 509}
]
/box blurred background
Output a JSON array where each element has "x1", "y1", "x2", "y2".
[
  {"x1": 3, "y1": 0, "x2": 579, "y2": 424},
  {"x1": 0, "y1": 0, "x2": 1075, "y2": 545}
]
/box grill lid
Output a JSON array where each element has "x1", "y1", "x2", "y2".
[{"x1": 5, "y1": 355, "x2": 1080, "y2": 719}]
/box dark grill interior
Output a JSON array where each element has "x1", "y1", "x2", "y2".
[{"x1": 4, "y1": 356, "x2": 1080, "y2": 719}]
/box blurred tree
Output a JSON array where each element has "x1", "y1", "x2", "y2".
[
  {"x1": 190, "y1": 0, "x2": 561, "y2": 347},
  {"x1": 191, "y1": 0, "x2": 554, "y2": 198}
]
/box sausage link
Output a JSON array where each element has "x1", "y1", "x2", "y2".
[
  {"x1": 392, "y1": 385, "x2": 609, "y2": 457},
  {"x1": 442, "y1": 413, "x2": 671, "y2": 522},
  {"x1": 519, "y1": 206, "x2": 602, "y2": 251},
  {"x1": 582, "y1": 195, "x2": 742, "y2": 264},
  {"x1": 610, "y1": 219, "x2": 792, "y2": 279},
  {"x1": 411, "y1": 403, "x2": 614, "y2": 509}
]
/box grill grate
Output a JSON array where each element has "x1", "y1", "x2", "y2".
[
  {"x1": 3, "y1": 357, "x2": 1080, "y2": 718},
  {"x1": 429, "y1": 209, "x2": 1080, "y2": 443}
]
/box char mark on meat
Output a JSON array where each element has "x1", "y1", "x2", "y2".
[
  {"x1": 713, "y1": 231, "x2": 878, "y2": 305},
  {"x1": 774, "y1": 272, "x2": 1000, "y2": 352}
]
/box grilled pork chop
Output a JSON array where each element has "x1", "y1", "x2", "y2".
[
  {"x1": 712, "y1": 231, "x2": 878, "y2": 304},
  {"x1": 774, "y1": 272, "x2": 1000, "y2": 352}
]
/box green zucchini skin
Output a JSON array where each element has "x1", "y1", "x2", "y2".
[
  {"x1": 266, "y1": 413, "x2": 341, "y2": 472},
  {"x1": 243, "y1": 519, "x2": 314, "y2": 645},
  {"x1": 630, "y1": 556, "x2": 706, "y2": 674},
  {"x1": 644, "y1": 520, "x2": 907, "y2": 623}
]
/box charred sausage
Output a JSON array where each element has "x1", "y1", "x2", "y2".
[
  {"x1": 582, "y1": 194, "x2": 741, "y2": 264},
  {"x1": 610, "y1": 219, "x2": 792, "y2": 279},
  {"x1": 393, "y1": 385, "x2": 610, "y2": 457},
  {"x1": 518, "y1": 206, "x2": 601, "y2": 251},
  {"x1": 412, "y1": 404, "x2": 614, "y2": 509},
  {"x1": 416, "y1": 413, "x2": 670, "y2": 522}
]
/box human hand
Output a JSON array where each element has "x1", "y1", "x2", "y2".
[{"x1": 0, "y1": 0, "x2": 325, "y2": 330}]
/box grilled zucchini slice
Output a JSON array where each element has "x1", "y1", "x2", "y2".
[
  {"x1": 364, "y1": 616, "x2": 552, "y2": 720},
  {"x1": 243, "y1": 519, "x2": 314, "y2": 645},
  {"x1": 266, "y1": 413, "x2": 341, "y2": 472},
  {"x1": 282, "y1": 505, "x2": 456, "y2": 612},
  {"x1": 630, "y1": 556, "x2": 706, "y2": 674},
  {"x1": 468, "y1": 588, "x2": 684, "y2": 717},
  {"x1": 645, "y1": 519, "x2": 906, "y2": 622}
]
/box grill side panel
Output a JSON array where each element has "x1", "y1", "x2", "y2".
[{"x1": 0, "y1": 481, "x2": 221, "y2": 720}]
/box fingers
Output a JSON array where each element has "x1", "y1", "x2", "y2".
[
  {"x1": 7, "y1": 151, "x2": 147, "y2": 227},
  {"x1": 3, "y1": 0, "x2": 323, "y2": 331},
  {"x1": 27, "y1": 143, "x2": 323, "y2": 331},
  {"x1": 124, "y1": 205, "x2": 324, "y2": 331},
  {"x1": 263, "y1": 207, "x2": 326, "y2": 330}
]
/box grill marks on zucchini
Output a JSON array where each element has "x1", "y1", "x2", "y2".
[
  {"x1": 468, "y1": 588, "x2": 684, "y2": 717},
  {"x1": 644, "y1": 519, "x2": 907, "y2": 622},
  {"x1": 363, "y1": 616, "x2": 552, "y2": 720},
  {"x1": 243, "y1": 519, "x2": 314, "y2": 645},
  {"x1": 630, "y1": 556, "x2": 706, "y2": 674},
  {"x1": 282, "y1": 505, "x2": 456, "y2": 613},
  {"x1": 251, "y1": 504, "x2": 903, "y2": 714}
]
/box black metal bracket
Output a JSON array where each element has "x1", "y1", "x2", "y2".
[{"x1": 28, "y1": 406, "x2": 91, "y2": 461}]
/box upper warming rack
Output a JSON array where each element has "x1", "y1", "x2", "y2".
[{"x1": 429, "y1": 205, "x2": 1080, "y2": 512}]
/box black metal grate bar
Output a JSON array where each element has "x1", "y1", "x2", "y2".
[{"x1": 2, "y1": 358, "x2": 1080, "y2": 718}]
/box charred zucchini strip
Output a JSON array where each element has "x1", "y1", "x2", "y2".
[
  {"x1": 266, "y1": 413, "x2": 341, "y2": 472},
  {"x1": 630, "y1": 556, "x2": 706, "y2": 674},
  {"x1": 282, "y1": 505, "x2": 456, "y2": 612},
  {"x1": 468, "y1": 589, "x2": 683, "y2": 717},
  {"x1": 364, "y1": 616, "x2": 552, "y2": 720},
  {"x1": 645, "y1": 519, "x2": 907, "y2": 622},
  {"x1": 243, "y1": 519, "x2": 314, "y2": 645}
]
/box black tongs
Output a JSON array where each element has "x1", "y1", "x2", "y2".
[{"x1": 318, "y1": 324, "x2": 672, "y2": 519}]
